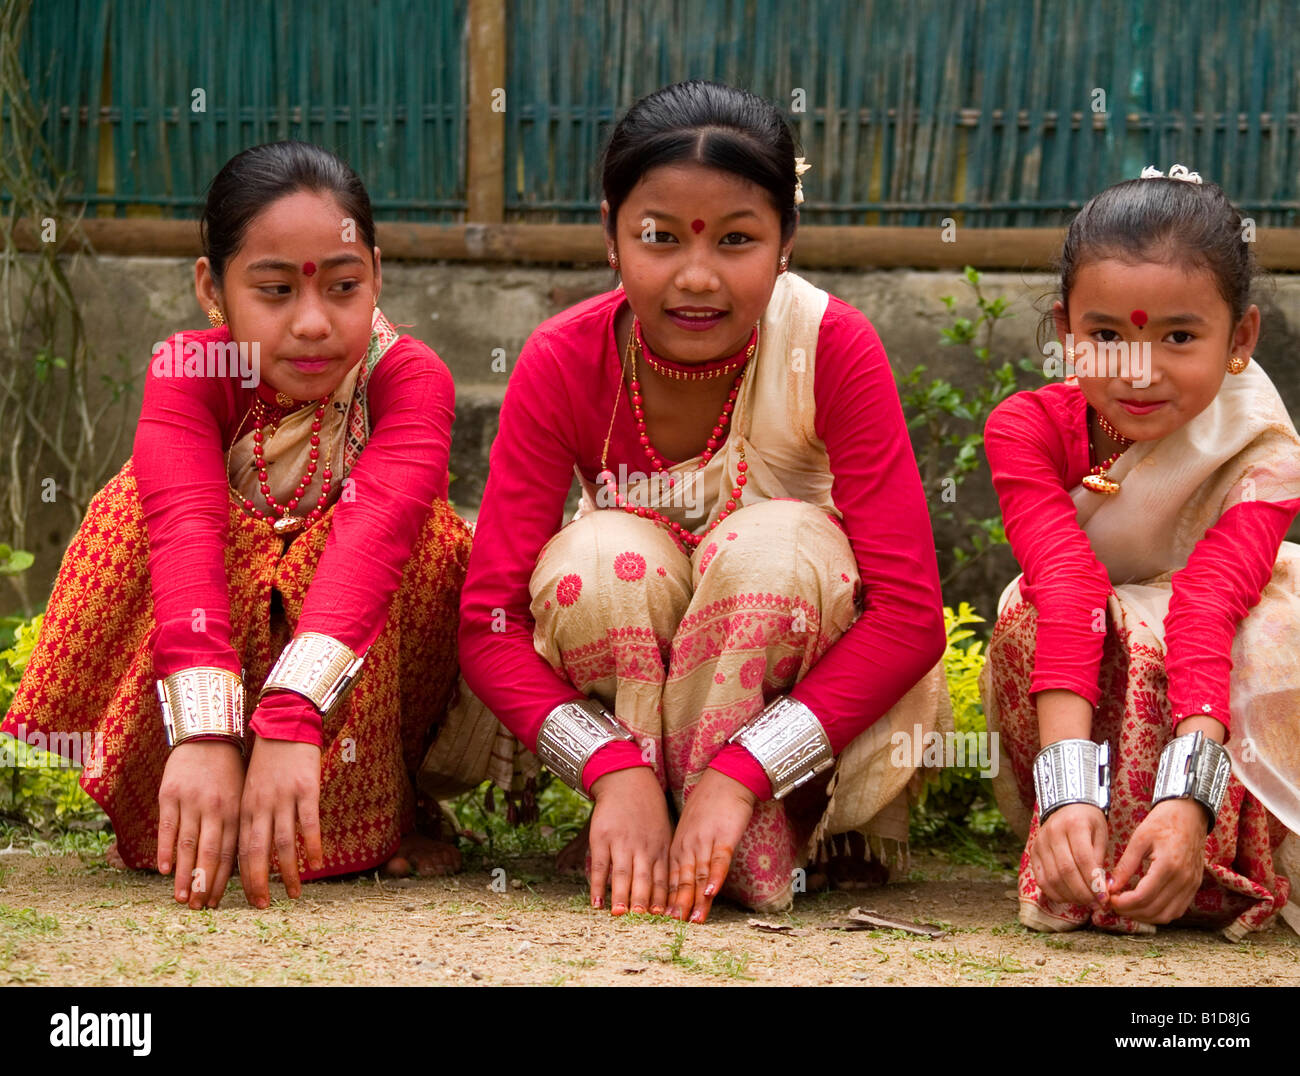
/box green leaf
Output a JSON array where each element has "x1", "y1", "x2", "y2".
[{"x1": 0, "y1": 548, "x2": 35, "y2": 575}]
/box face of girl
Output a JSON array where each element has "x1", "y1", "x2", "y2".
[
  {"x1": 195, "y1": 189, "x2": 381, "y2": 401},
  {"x1": 602, "y1": 161, "x2": 795, "y2": 364},
  {"x1": 1053, "y1": 257, "x2": 1260, "y2": 443}
]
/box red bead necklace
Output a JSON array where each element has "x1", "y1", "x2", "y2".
[
  {"x1": 242, "y1": 395, "x2": 337, "y2": 534},
  {"x1": 598, "y1": 318, "x2": 757, "y2": 553},
  {"x1": 631, "y1": 321, "x2": 751, "y2": 479}
]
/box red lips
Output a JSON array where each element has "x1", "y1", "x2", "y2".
[{"x1": 1118, "y1": 398, "x2": 1167, "y2": 415}]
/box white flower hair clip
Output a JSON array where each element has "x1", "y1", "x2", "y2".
[
  {"x1": 1140, "y1": 163, "x2": 1203, "y2": 184},
  {"x1": 794, "y1": 157, "x2": 811, "y2": 206}
]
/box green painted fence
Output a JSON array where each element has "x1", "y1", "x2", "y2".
[
  {"x1": 16, "y1": 0, "x2": 466, "y2": 220},
  {"x1": 12, "y1": 0, "x2": 1300, "y2": 227},
  {"x1": 504, "y1": 0, "x2": 1300, "y2": 226}
]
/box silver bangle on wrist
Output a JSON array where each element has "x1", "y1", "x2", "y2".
[
  {"x1": 1152, "y1": 731, "x2": 1231, "y2": 829},
  {"x1": 727, "y1": 696, "x2": 834, "y2": 800},
  {"x1": 535, "y1": 698, "x2": 634, "y2": 799},
  {"x1": 260, "y1": 632, "x2": 364, "y2": 716},
  {"x1": 156, "y1": 667, "x2": 246, "y2": 753},
  {"x1": 1033, "y1": 739, "x2": 1110, "y2": 824}
]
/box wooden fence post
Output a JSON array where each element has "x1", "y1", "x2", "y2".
[{"x1": 466, "y1": 0, "x2": 506, "y2": 224}]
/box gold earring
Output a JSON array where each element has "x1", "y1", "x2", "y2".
[
  {"x1": 206, "y1": 307, "x2": 225, "y2": 328},
  {"x1": 608, "y1": 250, "x2": 619, "y2": 269},
  {"x1": 779, "y1": 255, "x2": 789, "y2": 272},
  {"x1": 1227, "y1": 354, "x2": 1249, "y2": 374}
]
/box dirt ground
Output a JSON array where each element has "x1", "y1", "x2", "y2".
[{"x1": 2, "y1": 848, "x2": 1298, "y2": 986}]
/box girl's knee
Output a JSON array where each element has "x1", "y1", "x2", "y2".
[
  {"x1": 529, "y1": 511, "x2": 693, "y2": 624},
  {"x1": 692, "y1": 499, "x2": 851, "y2": 590}
]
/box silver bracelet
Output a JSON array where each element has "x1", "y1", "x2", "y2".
[
  {"x1": 261, "y1": 632, "x2": 363, "y2": 716},
  {"x1": 156, "y1": 667, "x2": 246, "y2": 754},
  {"x1": 727, "y1": 696, "x2": 833, "y2": 800},
  {"x1": 1152, "y1": 731, "x2": 1231, "y2": 829},
  {"x1": 1033, "y1": 739, "x2": 1110, "y2": 824},
  {"x1": 535, "y1": 698, "x2": 634, "y2": 799}
]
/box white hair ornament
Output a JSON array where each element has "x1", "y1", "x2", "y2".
[
  {"x1": 794, "y1": 157, "x2": 811, "y2": 206},
  {"x1": 1140, "y1": 163, "x2": 1203, "y2": 184}
]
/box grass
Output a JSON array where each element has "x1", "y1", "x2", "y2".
[
  {"x1": 639, "y1": 921, "x2": 757, "y2": 980},
  {"x1": 911, "y1": 945, "x2": 1028, "y2": 983},
  {"x1": 0, "y1": 903, "x2": 58, "y2": 934},
  {"x1": 0, "y1": 820, "x2": 113, "y2": 857},
  {"x1": 0, "y1": 938, "x2": 48, "y2": 983}
]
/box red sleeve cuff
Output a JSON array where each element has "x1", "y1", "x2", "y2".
[
  {"x1": 1029, "y1": 672, "x2": 1102, "y2": 708},
  {"x1": 580, "y1": 738, "x2": 650, "y2": 796},
  {"x1": 708, "y1": 743, "x2": 774, "y2": 801},
  {"x1": 248, "y1": 691, "x2": 324, "y2": 748},
  {"x1": 1167, "y1": 694, "x2": 1233, "y2": 734}
]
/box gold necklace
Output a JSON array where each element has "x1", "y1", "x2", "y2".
[{"x1": 1082, "y1": 407, "x2": 1134, "y2": 495}]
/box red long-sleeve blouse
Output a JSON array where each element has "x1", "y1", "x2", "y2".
[
  {"x1": 457, "y1": 288, "x2": 948, "y2": 799},
  {"x1": 134, "y1": 324, "x2": 455, "y2": 746},
  {"x1": 983, "y1": 380, "x2": 1300, "y2": 733}
]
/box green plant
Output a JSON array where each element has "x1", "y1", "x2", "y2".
[
  {"x1": 0, "y1": 613, "x2": 109, "y2": 840},
  {"x1": 450, "y1": 771, "x2": 590, "y2": 865},
  {"x1": 909, "y1": 603, "x2": 1015, "y2": 863},
  {"x1": 898, "y1": 266, "x2": 1042, "y2": 588}
]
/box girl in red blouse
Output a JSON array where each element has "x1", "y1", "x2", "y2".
[
  {"x1": 4, "y1": 142, "x2": 471, "y2": 909},
  {"x1": 981, "y1": 167, "x2": 1300, "y2": 939},
  {"x1": 457, "y1": 81, "x2": 950, "y2": 923}
]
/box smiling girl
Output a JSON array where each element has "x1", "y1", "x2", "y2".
[
  {"x1": 457, "y1": 81, "x2": 950, "y2": 922},
  {"x1": 4, "y1": 142, "x2": 471, "y2": 908},
  {"x1": 981, "y1": 167, "x2": 1300, "y2": 939}
]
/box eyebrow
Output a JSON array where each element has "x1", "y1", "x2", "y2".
[
  {"x1": 640, "y1": 209, "x2": 761, "y2": 224},
  {"x1": 244, "y1": 254, "x2": 366, "y2": 273},
  {"x1": 1080, "y1": 311, "x2": 1209, "y2": 326}
]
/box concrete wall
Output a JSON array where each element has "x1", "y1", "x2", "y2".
[{"x1": 7, "y1": 255, "x2": 1300, "y2": 620}]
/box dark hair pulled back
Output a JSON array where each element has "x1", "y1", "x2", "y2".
[
  {"x1": 1057, "y1": 175, "x2": 1256, "y2": 324},
  {"x1": 601, "y1": 80, "x2": 800, "y2": 241},
  {"x1": 201, "y1": 141, "x2": 375, "y2": 286}
]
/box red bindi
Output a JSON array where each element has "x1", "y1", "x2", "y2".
[
  {"x1": 302, "y1": 261, "x2": 316, "y2": 276},
  {"x1": 691, "y1": 219, "x2": 705, "y2": 233},
  {"x1": 1130, "y1": 309, "x2": 1147, "y2": 328}
]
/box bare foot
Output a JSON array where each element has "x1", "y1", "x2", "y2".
[
  {"x1": 555, "y1": 817, "x2": 591, "y2": 877},
  {"x1": 106, "y1": 839, "x2": 127, "y2": 870},
  {"x1": 382, "y1": 833, "x2": 461, "y2": 878}
]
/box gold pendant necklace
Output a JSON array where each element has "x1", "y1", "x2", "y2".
[{"x1": 1082, "y1": 408, "x2": 1133, "y2": 495}]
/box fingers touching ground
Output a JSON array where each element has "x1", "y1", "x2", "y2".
[{"x1": 586, "y1": 768, "x2": 673, "y2": 916}]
